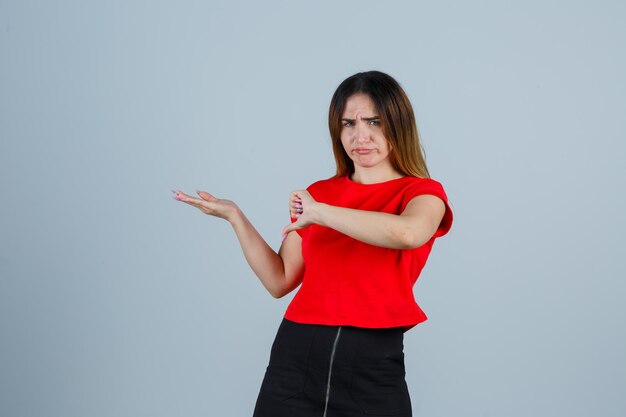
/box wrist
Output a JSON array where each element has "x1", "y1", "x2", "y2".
[
  {"x1": 226, "y1": 204, "x2": 243, "y2": 225},
  {"x1": 310, "y1": 202, "x2": 327, "y2": 226}
]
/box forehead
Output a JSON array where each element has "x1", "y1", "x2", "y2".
[{"x1": 342, "y1": 93, "x2": 377, "y2": 117}]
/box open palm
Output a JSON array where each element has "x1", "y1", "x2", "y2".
[{"x1": 172, "y1": 190, "x2": 238, "y2": 221}]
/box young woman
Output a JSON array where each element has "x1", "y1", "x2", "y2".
[{"x1": 173, "y1": 71, "x2": 453, "y2": 417}]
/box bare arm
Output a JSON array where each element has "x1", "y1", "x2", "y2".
[
  {"x1": 229, "y1": 207, "x2": 304, "y2": 297},
  {"x1": 173, "y1": 190, "x2": 304, "y2": 298},
  {"x1": 283, "y1": 190, "x2": 446, "y2": 250}
]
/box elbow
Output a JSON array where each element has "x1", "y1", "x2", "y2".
[
  {"x1": 269, "y1": 287, "x2": 288, "y2": 299},
  {"x1": 267, "y1": 277, "x2": 291, "y2": 299},
  {"x1": 394, "y1": 218, "x2": 437, "y2": 249},
  {"x1": 268, "y1": 272, "x2": 301, "y2": 298},
  {"x1": 396, "y1": 230, "x2": 427, "y2": 249},
  {"x1": 399, "y1": 236, "x2": 419, "y2": 249}
]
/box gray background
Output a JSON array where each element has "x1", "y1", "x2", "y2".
[{"x1": 1, "y1": 1, "x2": 625, "y2": 416}]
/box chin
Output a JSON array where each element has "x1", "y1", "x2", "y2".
[{"x1": 352, "y1": 158, "x2": 381, "y2": 167}]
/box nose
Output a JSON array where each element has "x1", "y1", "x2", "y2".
[{"x1": 354, "y1": 121, "x2": 371, "y2": 144}]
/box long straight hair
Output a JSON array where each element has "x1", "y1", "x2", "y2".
[{"x1": 328, "y1": 71, "x2": 430, "y2": 179}]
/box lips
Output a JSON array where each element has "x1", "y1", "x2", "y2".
[{"x1": 354, "y1": 148, "x2": 374, "y2": 155}]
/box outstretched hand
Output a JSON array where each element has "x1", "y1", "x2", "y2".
[
  {"x1": 282, "y1": 189, "x2": 318, "y2": 238},
  {"x1": 172, "y1": 189, "x2": 238, "y2": 221}
]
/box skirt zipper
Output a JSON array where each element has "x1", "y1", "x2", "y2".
[{"x1": 322, "y1": 326, "x2": 342, "y2": 417}]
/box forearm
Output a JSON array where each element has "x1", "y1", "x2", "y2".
[
  {"x1": 228, "y1": 208, "x2": 286, "y2": 297},
  {"x1": 312, "y1": 203, "x2": 425, "y2": 249}
]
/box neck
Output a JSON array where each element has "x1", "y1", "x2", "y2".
[{"x1": 350, "y1": 165, "x2": 404, "y2": 184}]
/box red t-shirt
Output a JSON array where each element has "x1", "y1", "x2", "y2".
[{"x1": 284, "y1": 174, "x2": 453, "y2": 331}]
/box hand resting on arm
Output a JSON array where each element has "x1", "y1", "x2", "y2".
[{"x1": 283, "y1": 189, "x2": 446, "y2": 250}]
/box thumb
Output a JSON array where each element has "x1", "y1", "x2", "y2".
[
  {"x1": 196, "y1": 190, "x2": 217, "y2": 201},
  {"x1": 282, "y1": 223, "x2": 297, "y2": 238}
]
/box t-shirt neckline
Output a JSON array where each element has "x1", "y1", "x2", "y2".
[{"x1": 344, "y1": 174, "x2": 409, "y2": 186}]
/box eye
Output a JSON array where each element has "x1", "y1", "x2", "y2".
[
  {"x1": 368, "y1": 120, "x2": 380, "y2": 126},
  {"x1": 342, "y1": 121, "x2": 353, "y2": 127}
]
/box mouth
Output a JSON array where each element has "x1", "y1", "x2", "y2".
[{"x1": 354, "y1": 148, "x2": 374, "y2": 155}]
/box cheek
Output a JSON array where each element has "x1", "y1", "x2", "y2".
[{"x1": 383, "y1": 139, "x2": 393, "y2": 154}]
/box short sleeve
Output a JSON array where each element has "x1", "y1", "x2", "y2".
[{"x1": 403, "y1": 178, "x2": 453, "y2": 239}]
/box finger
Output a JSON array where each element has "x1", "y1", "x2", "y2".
[
  {"x1": 180, "y1": 198, "x2": 205, "y2": 209},
  {"x1": 174, "y1": 189, "x2": 191, "y2": 198},
  {"x1": 173, "y1": 191, "x2": 212, "y2": 213},
  {"x1": 177, "y1": 191, "x2": 203, "y2": 204},
  {"x1": 176, "y1": 192, "x2": 194, "y2": 202},
  {"x1": 290, "y1": 197, "x2": 302, "y2": 208},
  {"x1": 290, "y1": 190, "x2": 304, "y2": 201},
  {"x1": 172, "y1": 189, "x2": 184, "y2": 201},
  {"x1": 178, "y1": 194, "x2": 210, "y2": 209},
  {"x1": 173, "y1": 192, "x2": 189, "y2": 202},
  {"x1": 289, "y1": 199, "x2": 300, "y2": 214}
]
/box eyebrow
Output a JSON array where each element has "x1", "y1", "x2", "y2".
[{"x1": 341, "y1": 116, "x2": 380, "y2": 122}]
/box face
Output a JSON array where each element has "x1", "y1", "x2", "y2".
[{"x1": 340, "y1": 93, "x2": 394, "y2": 171}]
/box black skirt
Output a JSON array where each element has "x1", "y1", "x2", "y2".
[{"x1": 253, "y1": 318, "x2": 412, "y2": 417}]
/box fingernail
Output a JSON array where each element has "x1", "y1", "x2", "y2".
[{"x1": 281, "y1": 233, "x2": 287, "y2": 241}]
